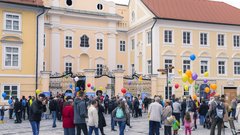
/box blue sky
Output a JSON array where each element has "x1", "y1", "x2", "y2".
[{"x1": 105, "y1": 0, "x2": 240, "y2": 8}]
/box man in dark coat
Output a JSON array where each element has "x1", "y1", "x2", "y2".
[
  {"x1": 29, "y1": 93, "x2": 47, "y2": 135},
  {"x1": 14, "y1": 98, "x2": 22, "y2": 123}
]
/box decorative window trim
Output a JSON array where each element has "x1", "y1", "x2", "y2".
[
  {"x1": 119, "y1": 40, "x2": 126, "y2": 52},
  {"x1": 233, "y1": 34, "x2": 240, "y2": 48},
  {"x1": 3, "y1": 12, "x2": 22, "y2": 32},
  {"x1": 95, "y1": 33, "x2": 104, "y2": 51},
  {"x1": 182, "y1": 30, "x2": 192, "y2": 46},
  {"x1": 217, "y1": 59, "x2": 227, "y2": 76},
  {"x1": 217, "y1": 33, "x2": 227, "y2": 48},
  {"x1": 199, "y1": 58, "x2": 210, "y2": 75},
  {"x1": 233, "y1": 60, "x2": 240, "y2": 76},
  {"x1": 80, "y1": 35, "x2": 89, "y2": 48},
  {"x1": 117, "y1": 64, "x2": 124, "y2": 70},
  {"x1": 199, "y1": 32, "x2": 209, "y2": 47},
  {"x1": 64, "y1": 35, "x2": 73, "y2": 49},
  {"x1": 164, "y1": 57, "x2": 174, "y2": 74},
  {"x1": 2, "y1": 44, "x2": 22, "y2": 70},
  {"x1": 1, "y1": 84, "x2": 20, "y2": 102},
  {"x1": 64, "y1": 62, "x2": 73, "y2": 73},
  {"x1": 182, "y1": 58, "x2": 192, "y2": 73},
  {"x1": 163, "y1": 29, "x2": 174, "y2": 45}
]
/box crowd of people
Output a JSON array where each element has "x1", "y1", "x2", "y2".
[{"x1": 0, "y1": 91, "x2": 240, "y2": 135}]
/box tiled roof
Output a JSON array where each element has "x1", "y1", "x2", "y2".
[
  {"x1": 142, "y1": 0, "x2": 240, "y2": 26},
  {"x1": 0, "y1": 0, "x2": 44, "y2": 7}
]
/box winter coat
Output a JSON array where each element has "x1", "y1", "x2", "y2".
[
  {"x1": 74, "y1": 98, "x2": 87, "y2": 124},
  {"x1": 29, "y1": 100, "x2": 46, "y2": 122},
  {"x1": 14, "y1": 101, "x2": 22, "y2": 113},
  {"x1": 62, "y1": 105, "x2": 75, "y2": 128},
  {"x1": 162, "y1": 106, "x2": 173, "y2": 126},
  {"x1": 199, "y1": 103, "x2": 209, "y2": 116},
  {"x1": 98, "y1": 104, "x2": 106, "y2": 128}
]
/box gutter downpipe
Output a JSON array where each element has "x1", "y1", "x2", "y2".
[
  {"x1": 151, "y1": 18, "x2": 157, "y2": 75},
  {"x1": 36, "y1": 8, "x2": 45, "y2": 96}
]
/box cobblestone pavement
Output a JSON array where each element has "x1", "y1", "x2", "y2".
[{"x1": 0, "y1": 113, "x2": 238, "y2": 135}]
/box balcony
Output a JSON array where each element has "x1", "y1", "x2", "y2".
[{"x1": 117, "y1": 21, "x2": 128, "y2": 31}]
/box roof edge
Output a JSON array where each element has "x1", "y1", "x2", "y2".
[
  {"x1": 141, "y1": 0, "x2": 157, "y2": 17},
  {"x1": 0, "y1": 1, "x2": 48, "y2": 9}
]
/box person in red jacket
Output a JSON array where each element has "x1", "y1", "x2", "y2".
[{"x1": 62, "y1": 99, "x2": 75, "y2": 135}]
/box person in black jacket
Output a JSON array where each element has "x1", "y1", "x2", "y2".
[
  {"x1": 199, "y1": 100, "x2": 209, "y2": 125},
  {"x1": 97, "y1": 99, "x2": 107, "y2": 135},
  {"x1": 49, "y1": 97, "x2": 59, "y2": 128},
  {"x1": 14, "y1": 98, "x2": 22, "y2": 123},
  {"x1": 181, "y1": 98, "x2": 187, "y2": 126},
  {"x1": 29, "y1": 93, "x2": 47, "y2": 135},
  {"x1": 134, "y1": 97, "x2": 139, "y2": 118},
  {"x1": 108, "y1": 97, "x2": 117, "y2": 131}
]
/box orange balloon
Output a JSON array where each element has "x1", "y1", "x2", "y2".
[
  {"x1": 210, "y1": 84, "x2": 217, "y2": 90},
  {"x1": 205, "y1": 87, "x2": 210, "y2": 93},
  {"x1": 188, "y1": 77, "x2": 194, "y2": 84},
  {"x1": 185, "y1": 70, "x2": 192, "y2": 78},
  {"x1": 192, "y1": 94, "x2": 197, "y2": 100}
]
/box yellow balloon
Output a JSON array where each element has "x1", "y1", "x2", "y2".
[
  {"x1": 184, "y1": 85, "x2": 189, "y2": 91},
  {"x1": 204, "y1": 72, "x2": 209, "y2": 77},
  {"x1": 178, "y1": 70, "x2": 182, "y2": 75},
  {"x1": 36, "y1": 89, "x2": 41, "y2": 95},
  {"x1": 188, "y1": 77, "x2": 194, "y2": 84},
  {"x1": 185, "y1": 70, "x2": 192, "y2": 78},
  {"x1": 99, "y1": 86, "x2": 103, "y2": 91},
  {"x1": 182, "y1": 74, "x2": 188, "y2": 83}
]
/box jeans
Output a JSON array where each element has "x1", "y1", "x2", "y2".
[
  {"x1": 9, "y1": 109, "x2": 13, "y2": 119},
  {"x1": 149, "y1": 121, "x2": 160, "y2": 135},
  {"x1": 164, "y1": 126, "x2": 172, "y2": 135},
  {"x1": 232, "y1": 109, "x2": 236, "y2": 118},
  {"x1": 210, "y1": 119, "x2": 223, "y2": 135},
  {"x1": 16, "y1": 112, "x2": 22, "y2": 123},
  {"x1": 181, "y1": 112, "x2": 186, "y2": 126},
  {"x1": 30, "y1": 121, "x2": 40, "y2": 135},
  {"x1": 76, "y1": 123, "x2": 88, "y2": 135},
  {"x1": 199, "y1": 115, "x2": 205, "y2": 125},
  {"x1": 118, "y1": 121, "x2": 126, "y2": 135},
  {"x1": 52, "y1": 111, "x2": 57, "y2": 127},
  {"x1": 111, "y1": 114, "x2": 115, "y2": 130},
  {"x1": 22, "y1": 107, "x2": 26, "y2": 120},
  {"x1": 64, "y1": 128, "x2": 75, "y2": 135},
  {"x1": 0, "y1": 115, "x2": 4, "y2": 120},
  {"x1": 88, "y1": 126, "x2": 99, "y2": 135}
]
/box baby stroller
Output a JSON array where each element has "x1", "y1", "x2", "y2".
[{"x1": 203, "y1": 112, "x2": 211, "y2": 129}]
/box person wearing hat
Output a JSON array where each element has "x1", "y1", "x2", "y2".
[
  {"x1": 29, "y1": 93, "x2": 47, "y2": 135},
  {"x1": 209, "y1": 93, "x2": 225, "y2": 135}
]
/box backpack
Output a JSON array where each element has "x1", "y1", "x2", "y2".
[
  {"x1": 188, "y1": 101, "x2": 196, "y2": 112},
  {"x1": 214, "y1": 101, "x2": 224, "y2": 120},
  {"x1": 116, "y1": 107, "x2": 124, "y2": 119},
  {"x1": 22, "y1": 99, "x2": 27, "y2": 107},
  {"x1": 49, "y1": 100, "x2": 55, "y2": 111}
]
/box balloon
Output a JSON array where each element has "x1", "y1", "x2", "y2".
[
  {"x1": 204, "y1": 72, "x2": 209, "y2": 77},
  {"x1": 87, "y1": 83, "x2": 91, "y2": 88},
  {"x1": 8, "y1": 99, "x2": 12, "y2": 104},
  {"x1": 203, "y1": 79, "x2": 208, "y2": 83},
  {"x1": 93, "y1": 87, "x2": 96, "y2": 91},
  {"x1": 174, "y1": 83, "x2": 179, "y2": 89},
  {"x1": 178, "y1": 70, "x2": 182, "y2": 75},
  {"x1": 182, "y1": 74, "x2": 188, "y2": 83},
  {"x1": 205, "y1": 87, "x2": 210, "y2": 93},
  {"x1": 184, "y1": 85, "x2": 189, "y2": 91},
  {"x1": 69, "y1": 84, "x2": 73, "y2": 89},
  {"x1": 192, "y1": 73, "x2": 198, "y2": 80},
  {"x1": 194, "y1": 85, "x2": 199, "y2": 90},
  {"x1": 192, "y1": 94, "x2": 197, "y2": 100},
  {"x1": 121, "y1": 88, "x2": 127, "y2": 94},
  {"x1": 99, "y1": 86, "x2": 104, "y2": 91},
  {"x1": 35, "y1": 89, "x2": 41, "y2": 95},
  {"x1": 210, "y1": 84, "x2": 217, "y2": 90},
  {"x1": 128, "y1": 80, "x2": 132, "y2": 85},
  {"x1": 91, "y1": 86, "x2": 94, "y2": 90},
  {"x1": 75, "y1": 87, "x2": 80, "y2": 92},
  {"x1": 74, "y1": 76, "x2": 79, "y2": 82},
  {"x1": 185, "y1": 70, "x2": 192, "y2": 78},
  {"x1": 190, "y1": 54, "x2": 196, "y2": 61},
  {"x1": 168, "y1": 80, "x2": 171, "y2": 84},
  {"x1": 2, "y1": 92, "x2": 7, "y2": 98},
  {"x1": 188, "y1": 77, "x2": 194, "y2": 84}
]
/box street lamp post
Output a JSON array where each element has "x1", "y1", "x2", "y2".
[{"x1": 157, "y1": 65, "x2": 175, "y2": 99}]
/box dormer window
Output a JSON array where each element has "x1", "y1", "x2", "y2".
[{"x1": 97, "y1": 4, "x2": 103, "y2": 10}]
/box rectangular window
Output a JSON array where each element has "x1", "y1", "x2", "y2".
[
  {"x1": 183, "y1": 60, "x2": 191, "y2": 73},
  {"x1": 97, "y1": 38, "x2": 103, "y2": 50},
  {"x1": 164, "y1": 30, "x2": 173, "y2": 43},
  {"x1": 43, "y1": 34, "x2": 46, "y2": 47},
  {"x1": 4, "y1": 46, "x2": 19, "y2": 67},
  {"x1": 97, "y1": 64, "x2": 103, "y2": 75},
  {"x1": 3, "y1": 85, "x2": 18, "y2": 100},
  {"x1": 183, "y1": 31, "x2": 191, "y2": 45},
  {"x1": 183, "y1": 86, "x2": 190, "y2": 96},
  {"x1": 233, "y1": 35, "x2": 240, "y2": 47},
  {"x1": 165, "y1": 86, "x2": 172, "y2": 100},
  {"x1": 4, "y1": 12, "x2": 21, "y2": 31},
  {"x1": 165, "y1": 59, "x2": 173, "y2": 73},
  {"x1": 65, "y1": 36, "x2": 72, "y2": 48},
  {"x1": 120, "y1": 40, "x2": 126, "y2": 52},
  {"x1": 147, "y1": 60, "x2": 152, "y2": 74},
  {"x1": 43, "y1": 61, "x2": 46, "y2": 71},
  {"x1": 234, "y1": 61, "x2": 240, "y2": 75},
  {"x1": 131, "y1": 39, "x2": 135, "y2": 50},
  {"x1": 117, "y1": 64, "x2": 123, "y2": 70},
  {"x1": 200, "y1": 60, "x2": 208, "y2": 74},
  {"x1": 200, "y1": 33, "x2": 208, "y2": 46},
  {"x1": 218, "y1": 61, "x2": 225, "y2": 74},
  {"x1": 218, "y1": 34, "x2": 225, "y2": 46},
  {"x1": 65, "y1": 62, "x2": 72, "y2": 73},
  {"x1": 147, "y1": 31, "x2": 152, "y2": 44},
  {"x1": 131, "y1": 64, "x2": 135, "y2": 75}
]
